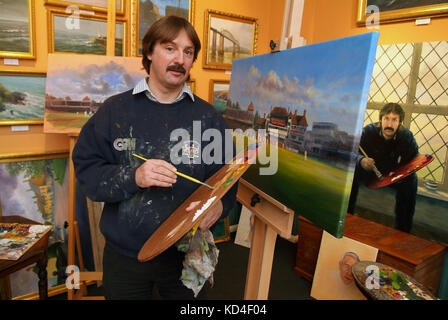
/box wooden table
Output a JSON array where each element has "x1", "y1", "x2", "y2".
[
  {"x1": 0, "y1": 216, "x2": 50, "y2": 300},
  {"x1": 294, "y1": 214, "x2": 446, "y2": 295}
]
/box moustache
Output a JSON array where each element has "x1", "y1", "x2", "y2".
[
  {"x1": 166, "y1": 64, "x2": 186, "y2": 74},
  {"x1": 384, "y1": 127, "x2": 395, "y2": 131}
]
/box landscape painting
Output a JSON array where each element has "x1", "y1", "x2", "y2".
[
  {"x1": 0, "y1": 0, "x2": 35, "y2": 59},
  {"x1": 204, "y1": 10, "x2": 257, "y2": 70},
  {"x1": 209, "y1": 79, "x2": 230, "y2": 114},
  {"x1": 226, "y1": 32, "x2": 379, "y2": 237},
  {"x1": 51, "y1": 12, "x2": 125, "y2": 56},
  {"x1": 137, "y1": 0, "x2": 194, "y2": 55},
  {"x1": 0, "y1": 157, "x2": 69, "y2": 298},
  {"x1": 0, "y1": 73, "x2": 46, "y2": 125},
  {"x1": 44, "y1": 54, "x2": 146, "y2": 134}
]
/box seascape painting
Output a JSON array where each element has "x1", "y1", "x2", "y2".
[
  {"x1": 0, "y1": 0, "x2": 34, "y2": 58},
  {"x1": 227, "y1": 32, "x2": 379, "y2": 237},
  {"x1": 0, "y1": 74, "x2": 46, "y2": 124},
  {"x1": 0, "y1": 158, "x2": 69, "y2": 298},
  {"x1": 44, "y1": 54, "x2": 146, "y2": 134},
  {"x1": 138, "y1": 0, "x2": 192, "y2": 55},
  {"x1": 210, "y1": 80, "x2": 230, "y2": 114},
  {"x1": 52, "y1": 14, "x2": 124, "y2": 56}
]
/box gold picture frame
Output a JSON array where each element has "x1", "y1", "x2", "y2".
[
  {"x1": 0, "y1": 71, "x2": 46, "y2": 126},
  {"x1": 131, "y1": 0, "x2": 195, "y2": 57},
  {"x1": 45, "y1": 0, "x2": 125, "y2": 16},
  {"x1": 47, "y1": 9, "x2": 127, "y2": 56},
  {"x1": 0, "y1": 151, "x2": 69, "y2": 300},
  {"x1": 203, "y1": 10, "x2": 258, "y2": 70},
  {"x1": 357, "y1": 0, "x2": 448, "y2": 25},
  {"x1": 0, "y1": 0, "x2": 36, "y2": 59},
  {"x1": 187, "y1": 79, "x2": 196, "y2": 94}
]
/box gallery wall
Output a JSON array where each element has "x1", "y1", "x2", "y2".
[
  {"x1": 0, "y1": 0, "x2": 285, "y2": 158},
  {"x1": 301, "y1": 0, "x2": 448, "y2": 45}
]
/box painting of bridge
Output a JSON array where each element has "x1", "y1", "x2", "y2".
[{"x1": 204, "y1": 10, "x2": 258, "y2": 70}]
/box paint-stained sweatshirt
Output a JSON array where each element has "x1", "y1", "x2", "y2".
[{"x1": 72, "y1": 89, "x2": 237, "y2": 259}]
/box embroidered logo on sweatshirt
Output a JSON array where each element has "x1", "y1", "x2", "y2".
[
  {"x1": 182, "y1": 140, "x2": 200, "y2": 159},
  {"x1": 113, "y1": 138, "x2": 136, "y2": 151}
]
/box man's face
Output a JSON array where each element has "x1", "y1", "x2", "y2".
[
  {"x1": 381, "y1": 112, "x2": 400, "y2": 140},
  {"x1": 147, "y1": 28, "x2": 195, "y2": 90},
  {"x1": 339, "y1": 255, "x2": 357, "y2": 285}
]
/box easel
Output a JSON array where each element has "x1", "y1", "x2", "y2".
[
  {"x1": 66, "y1": 0, "x2": 116, "y2": 300},
  {"x1": 237, "y1": 179, "x2": 294, "y2": 299}
]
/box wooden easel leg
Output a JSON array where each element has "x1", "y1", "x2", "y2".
[
  {"x1": 67, "y1": 136, "x2": 78, "y2": 300},
  {"x1": 244, "y1": 216, "x2": 278, "y2": 300}
]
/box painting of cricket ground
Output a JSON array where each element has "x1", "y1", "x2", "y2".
[
  {"x1": 227, "y1": 32, "x2": 379, "y2": 237},
  {"x1": 44, "y1": 54, "x2": 146, "y2": 134}
]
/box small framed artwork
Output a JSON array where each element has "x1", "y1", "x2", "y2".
[
  {"x1": 45, "y1": 0, "x2": 125, "y2": 15},
  {"x1": 48, "y1": 10, "x2": 127, "y2": 56},
  {"x1": 357, "y1": 0, "x2": 448, "y2": 25},
  {"x1": 0, "y1": 0, "x2": 36, "y2": 59},
  {"x1": 203, "y1": 10, "x2": 258, "y2": 70},
  {"x1": 132, "y1": 0, "x2": 195, "y2": 56},
  {"x1": 0, "y1": 71, "x2": 46, "y2": 126},
  {"x1": 209, "y1": 79, "x2": 230, "y2": 114},
  {"x1": 187, "y1": 79, "x2": 196, "y2": 94}
]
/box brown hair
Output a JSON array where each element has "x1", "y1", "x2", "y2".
[
  {"x1": 141, "y1": 15, "x2": 201, "y2": 75},
  {"x1": 379, "y1": 102, "x2": 405, "y2": 123}
]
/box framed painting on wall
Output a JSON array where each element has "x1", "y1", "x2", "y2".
[
  {"x1": 48, "y1": 10, "x2": 127, "y2": 56},
  {"x1": 203, "y1": 10, "x2": 258, "y2": 70},
  {"x1": 45, "y1": 0, "x2": 125, "y2": 15},
  {"x1": 132, "y1": 0, "x2": 195, "y2": 56},
  {"x1": 0, "y1": 152, "x2": 70, "y2": 299},
  {"x1": 357, "y1": 0, "x2": 448, "y2": 25},
  {"x1": 209, "y1": 79, "x2": 230, "y2": 114},
  {"x1": 0, "y1": 72, "x2": 46, "y2": 126},
  {"x1": 0, "y1": 0, "x2": 36, "y2": 59},
  {"x1": 187, "y1": 79, "x2": 195, "y2": 94}
]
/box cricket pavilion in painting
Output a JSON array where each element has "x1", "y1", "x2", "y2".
[{"x1": 224, "y1": 101, "x2": 356, "y2": 165}]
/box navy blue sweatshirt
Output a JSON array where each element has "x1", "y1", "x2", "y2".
[
  {"x1": 72, "y1": 89, "x2": 237, "y2": 259},
  {"x1": 357, "y1": 122, "x2": 419, "y2": 173}
]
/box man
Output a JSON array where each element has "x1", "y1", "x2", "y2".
[
  {"x1": 348, "y1": 103, "x2": 419, "y2": 233},
  {"x1": 72, "y1": 16, "x2": 236, "y2": 300}
]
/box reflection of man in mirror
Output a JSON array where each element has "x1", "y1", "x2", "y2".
[
  {"x1": 348, "y1": 103, "x2": 419, "y2": 233},
  {"x1": 339, "y1": 252, "x2": 360, "y2": 285}
]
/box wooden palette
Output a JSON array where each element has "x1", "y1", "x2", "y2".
[
  {"x1": 366, "y1": 154, "x2": 434, "y2": 189},
  {"x1": 138, "y1": 143, "x2": 261, "y2": 262}
]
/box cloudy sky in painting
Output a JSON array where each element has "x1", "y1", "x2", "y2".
[
  {"x1": 228, "y1": 33, "x2": 379, "y2": 134},
  {"x1": 46, "y1": 55, "x2": 146, "y2": 102}
]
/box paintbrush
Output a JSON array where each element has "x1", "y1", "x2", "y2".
[
  {"x1": 359, "y1": 146, "x2": 384, "y2": 181},
  {"x1": 132, "y1": 153, "x2": 215, "y2": 189}
]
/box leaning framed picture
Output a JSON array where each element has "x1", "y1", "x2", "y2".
[
  {"x1": 203, "y1": 10, "x2": 258, "y2": 70},
  {"x1": 47, "y1": 10, "x2": 127, "y2": 56},
  {"x1": 45, "y1": 0, "x2": 125, "y2": 15},
  {"x1": 0, "y1": 71, "x2": 46, "y2": 126},
  {"x1": 357, "y1": 0, "x2": 448, "y2": 25},
  {"x1": 209, "y1": 79, "x2": 230, "y2": 114},
  {"x1": 0, "y1": 0, "x2": 36, "y2": 59},
  {"x1": 131, "y1": 0, "x2": 195, "y2": 56},
  {"x1": 0, "y1": 152, "x2": 70, "y2": 300}
]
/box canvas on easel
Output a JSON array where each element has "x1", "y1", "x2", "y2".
[{"x1": 227, "y1": 32, "x2": 379, "y2": 238}]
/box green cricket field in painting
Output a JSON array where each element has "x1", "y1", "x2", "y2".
[
  {"x1": 227, "y1": 32, "x2": 379, "y2": 237},
  {"x1": 243, "y1": 146, "x2": 352, "y2": 236}
]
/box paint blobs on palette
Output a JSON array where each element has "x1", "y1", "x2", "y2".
[{"x1": 192, "y1": 196, "x2": 217, "y2": 222}]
